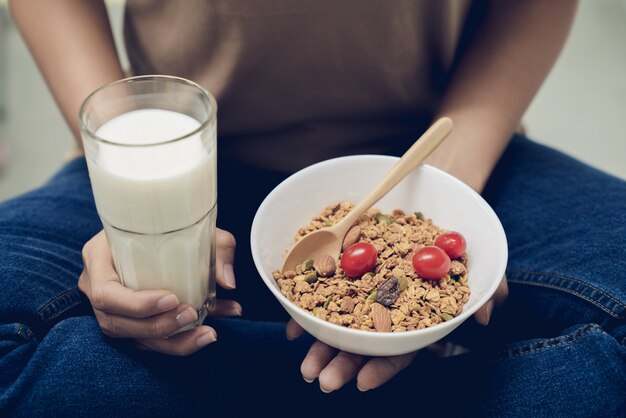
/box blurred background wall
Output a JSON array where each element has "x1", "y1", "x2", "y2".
[{"x1": 0, "y1": 0, "x2": 625, "y2": 202}]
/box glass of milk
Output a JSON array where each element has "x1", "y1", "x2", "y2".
[{"x1": 79, "y1": 75, "x2": 217, "y2": 332}]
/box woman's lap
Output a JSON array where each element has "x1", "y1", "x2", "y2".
[
  {"x1": 445, "y1": 137, "x2": 626, "y2": 350},
  {"x1": 1, "y1": 316, "x2": 316, "y2": 416},
  {"x1": 0, "y1": 158, "x2": 100, "y2": 335},
  {"x1": 2, "y1": 318, "x2": 624, "y2": 417},
  {"x1": 0, "y1": 136, "x2": 624, "y2": 416},
  {"x1": 486, "y1": 136, "x2": 626, "y2": 327}
]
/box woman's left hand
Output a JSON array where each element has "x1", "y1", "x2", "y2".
[{"x1": 287, "y1": 274, "x2": 508, "y2": 392}]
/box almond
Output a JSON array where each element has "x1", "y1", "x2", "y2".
[
  {"x1": 313, "y1": 255, "x2": 336, "y2": 277},
  {"x1": 371, "y1": 303, "x2": 392, "y2": 332},
  {"x1": 342, "y1": 226, "x2": 361, "y2": 251}
]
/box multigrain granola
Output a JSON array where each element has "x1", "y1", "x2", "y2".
[{"x1": 272, "y1": 202, "x2": 470, "y2": 332}]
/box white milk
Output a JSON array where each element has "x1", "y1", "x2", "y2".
[{"x1": 86, "y1": 109, "x2": 216, "y2": 312}]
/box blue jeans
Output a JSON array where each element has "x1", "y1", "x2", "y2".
[{"x1": 1, "y1": 136, "x2": 625, "y2": 417}]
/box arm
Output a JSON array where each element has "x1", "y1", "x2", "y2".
[
  {"x1": 10, "y1": 1, "x2": 243, "y2": 354},
  {"x1": 425, "y1": 0, "x2": 578, "y2": 192},
  {"x1": 9, "y1": 0, "x2": 125, "y2": 145},
  {"x1": 291, "y1": 0, "x2": 579, "y2": 393}
]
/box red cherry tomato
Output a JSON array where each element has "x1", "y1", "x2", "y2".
[
  {"x1": 412, "y1": 246, "x2": 451, "y2": 280},
  {"x1": 341, "y1": 242, "x2": 378, "y2": 277},
  {"x1": 434, "y1": 232, "x2": 467, "y2": 259}
]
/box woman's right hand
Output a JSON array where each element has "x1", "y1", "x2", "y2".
[{"x1": 78, "y1": 229, "x2": 242, "y2": 356}]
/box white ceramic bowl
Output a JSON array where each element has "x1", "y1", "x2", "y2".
[{"x1": 251, "y1": 155, "x2": 507, "y2": 356}]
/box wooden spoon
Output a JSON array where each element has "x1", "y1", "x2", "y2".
[{"x1": 281, "y1": 117, "x2": 453, "y2": 273}]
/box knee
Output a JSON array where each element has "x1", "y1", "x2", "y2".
[{"x1": 3, "y1": 317, "x2": 192, "y2": 416}]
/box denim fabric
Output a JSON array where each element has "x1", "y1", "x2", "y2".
[{"x1": 0, "y1": 136, "x2": 624, "y2": 417}]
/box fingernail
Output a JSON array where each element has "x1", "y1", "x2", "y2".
[
  {"x1": 320, "y1": 385, "x2": 332, "y2": 394},
  {"x1": 157, "y1": 294, "x2": 179, "y2": 311},
  {"x1": 357, "y1": 384, "x2": 369, "y2": 392},
  {"x1": 176, "y1": 307, "x2": 198, "y2": 328},
  {"x1": 303, "y1": 376, "x2": 314, "y2": 383},
  {"x1": 223, "y1": 264, "x2": 236, "y2": 289},
  {"x1": 196, "y1": 330, "x2": 217, "y2": 348}
]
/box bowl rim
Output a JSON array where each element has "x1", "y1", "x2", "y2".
[{"x1": 251, "y1": 155, "x2": 508, "y2": 340}]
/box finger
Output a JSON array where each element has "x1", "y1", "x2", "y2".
[
  {"x1": 207, "y1": 299, "x2": 243, "y2": 317},
  {"x1": 286, "y1": 319, "x2": 306, "y2": 340},
  {"x1": 84, "y1": 234, "x2": 181, "y2": 318},
  {"x1": 137, "y1": 325, "x2": 217, "y2": 356},
  {"x1": 474, "y1": 300, "x2": 494, "y2": 326},
  {"x1": 92, "y1": 282, "x2": 180, "y2": 318},
  {"x1": 216, "y1": 228, "x2": 237, "y2": 289},
  {"x1": 356, "y1": 352, "x2": 417, "y2": 391},
  {"x1": 475, "y1": 274, "x2": 508, "y2": 326},
  {"x1": 96, "y1": 304, "x2": 199, "y2": 339},
  {"x1": 300, "y1": 341, "x2": 338, "y2": 383},
  {"x1": 97, "y1": 298, "x2": 243, "y2": 339},
  {"x1": 494, "y1": 274, "x2": 509, "y2": 307},
  {"x1": 318, "y1": 352, "x2": 366, "y2": 393}
]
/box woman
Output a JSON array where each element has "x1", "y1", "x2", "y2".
[{"x1": 1, "y1": 0, "x2": 624, "y2": 416}]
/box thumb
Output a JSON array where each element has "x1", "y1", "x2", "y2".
[{"x1": 216, "y1": 228, "x2": 237, "y2": 289}]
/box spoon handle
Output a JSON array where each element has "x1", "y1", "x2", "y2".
[{"x1": 339, "y1": 117, "x2": 453, "y2": 231}]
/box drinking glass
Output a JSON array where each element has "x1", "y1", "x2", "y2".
[{"x1": 80, "y1": 75, "x2": 217, "y2": 331}]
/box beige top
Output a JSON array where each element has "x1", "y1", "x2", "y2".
[{"x1": 124, "y1": 0, "x2": 470, "y2": 172}]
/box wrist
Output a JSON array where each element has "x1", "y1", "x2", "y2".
[
  {"x1": 425, "y1": 155, "x2": 490, "y2": 194},
  {"x1": 423, "y1": 111, "x2": 514, "y2": 194},
  {"x1": 423, "y1": 132, "x2": 493, "y2": 194}
]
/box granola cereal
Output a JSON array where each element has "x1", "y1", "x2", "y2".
[{"x1": 273, "y1": 202, "x2": 471, "y2": 333}]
